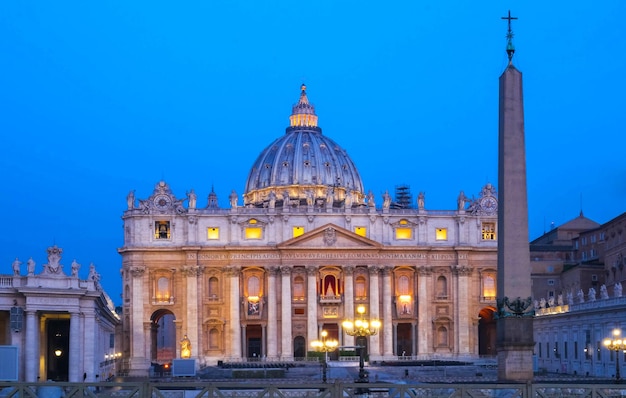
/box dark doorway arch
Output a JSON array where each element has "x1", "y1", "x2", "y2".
[
  {"x1": 294, "y1": 336, "x2": 306, "y2": 359},
  {"x1": 478, "y1": 307, "x2": 497, "y2": 357},
  {"x1": 151, "y1": 310, "x2": 176, "y2": 364}
]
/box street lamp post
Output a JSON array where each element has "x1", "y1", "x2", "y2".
[
  {"x1": 604, "y1": 329, "x2": 626, "y2": 383},
  {"x1": 341, "y1": 305, "x2": 381, "y2": 383},
  {"x1": 311, "y1": 330, "x2": 338, "y2": 383}
]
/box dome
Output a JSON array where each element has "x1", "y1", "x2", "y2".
[{"x1": 244, "y1": 85, "x2": 365, "y2": 208}]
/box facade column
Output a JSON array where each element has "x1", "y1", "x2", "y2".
[
  {"x1": 184, "y1": 266, "x2": 199, "y2": 361},
  {"x1": 382, "y1": 266, "x2": 394, "y2": 358},
  {"x1": 411, "y1": 321, "x2": 417, "y2": 357},
  {"x1": 68, "y1": 312, "x2": 81, "y2": 382},
  {"x1": 417, "y1": 266, "x2": 432, "y2": 356},
  {"x1": 280, "y1": 266, "x2": 293, "y2": 360},
  {"x1": 343, "y1": 266, "x2": 355, "y2": 347},
  {"x1": 368, "y1": 265, "x2": 381, "y2": 359},
  {"x1": 266, "y1": 266, "x2": 278, "y2": 360},
  {"x1": 83, "y1": 312, "x2": 96, "y2": 381},
  {"x1": 228, "y1": 266, "x2": 242, "y2": 359},
  {"x1": 24, "y1": 310, "x2": 39, "y2": 382},
  {"x1": 129, "y1": 266, "x2": 148, "y2": 376},
  {"x1": 454, "y1": 265, "x2": 472, "y2": 355},
  {"x1": 306, "y1": 266, "x2": 319, "y2": 348},
  {"x1": 144, "y1": 322, "x2": 153, "y2": 367}
]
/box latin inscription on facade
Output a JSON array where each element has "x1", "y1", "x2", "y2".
[{"x1": 189, "y1": 252, "x2": 466, "y2": 261}]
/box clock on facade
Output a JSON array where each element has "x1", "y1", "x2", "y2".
[
  {"x1": 480, "y1": 196, "x2": 497, "y2": 213},
  {"x1": 154, "y1": 195, "x2": 171, "y2": 210}
]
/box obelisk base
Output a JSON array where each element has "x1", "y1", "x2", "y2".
[{"x1": 496, "y1": 317, "x2": 535, "y2": 381}]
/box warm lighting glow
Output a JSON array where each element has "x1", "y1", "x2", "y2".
[
  {"x1": 293, "y1": 226, "x2": 304, "y2": 238},
  {"x1": 310, "y1": 330, "x2": 339, "y2": 351},
  {"x1": 245, "y1": 227, "x2": 262, "y2": 239},
  {"x1": 54, "y1": 349, "x2": 62, "y2": 357},
  {"x1": 604, "y1": 329, "x2": 626, "y2": 382},
  {"x1": 395, "y1": 228, "x2": 412, "y2": 240},
  {"x1": 342, "y1": 305, "x2": 380, "y2": 337},
  {"x1": 399, "y1": 295, "x2": 412, "y2": 302},
  {"x1": 207, "y1": 227, "x2": 220, "y2": 240},
  {"x1": 248, "y1": 296, "x2": 259, "y2": 302}
]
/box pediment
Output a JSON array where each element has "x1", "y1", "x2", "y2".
[{"x1": 277, "y1": 223, "x2": 382, "y2": 249}]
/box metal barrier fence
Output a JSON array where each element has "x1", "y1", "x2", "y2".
[{"x1": 2, "y1": 381, "x2": 626, "y2": 398}]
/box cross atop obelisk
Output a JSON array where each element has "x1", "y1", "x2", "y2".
[
  {"x1": 501, "y1": 10, "x2": 518, "y2": 63},
  {"x1": 496, "y1": 11, "x2": 535, "y2": 382}
]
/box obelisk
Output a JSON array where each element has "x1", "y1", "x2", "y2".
[{"x1": 496, "y1": 11, "x2": 535, "y2": 381}]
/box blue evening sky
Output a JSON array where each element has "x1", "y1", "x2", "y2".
[{"x1": 1, "y1": 1, "x2": 624, "y2": 305}]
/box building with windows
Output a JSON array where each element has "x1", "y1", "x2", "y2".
[
  {"x1": 0, "y1": 246, "x2": 120, "y2": 382},
  {"x1": 119, "y1": 86, "x2": 502, "y2": 376},
  {"x1": 534, "y1": 212, "x2": 626, "y2": 378}
]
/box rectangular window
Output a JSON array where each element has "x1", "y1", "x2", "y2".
[
  {"x1": 354, "y1": 226, "x2": 367, "y2": 237},
  {"x1": 564, "y1": 341, "x2": 568, "y2": 359},
  {"x1": 293, "y1": 226, "x2": 304, "y2": 238},
  {"x1": 597, "y1": 341, "x2": 602, "y2": 360},
  {"x1": 396, "y1": 228, "x2": 412, "y2": 240},
  {"x1": 547, "y1": 279, "x2": 555, "y2": 286},
  {"x1": 574, "y1": 341, "x2": 578, "y2": 359},
  {"x1": 155, "y1": 221, "x2": 170, "y2": 239},
  {"x1": 547, "y1": 342, "x2": 550, "y2": 358},
  {"x1": 245, "y1": 227, "x2": 262, "y2": 239},
  {"x1": 110, "y1": 333, "x2": 115, "y2": 348},
  {"x1": 294, "y1": 308, "x2": 305, "y2": 316},
  {"x1": 481, "y1": 222, "x2": 496, "y2": 240},
  {"x1": 435, "y1": 228, "x2": 447, "y2": 241},
  {"x1": 207, "y1": 227, "x2": 220, "y2": 240}
]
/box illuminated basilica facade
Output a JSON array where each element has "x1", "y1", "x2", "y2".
[{"x1": 119, "y1": 86, "x2": 500, "y2": 376}]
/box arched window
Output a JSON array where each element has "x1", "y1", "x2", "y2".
[
  {"x1": 355, "y1": 276, "x2": 367, "y2": 299},
  {"x1": 436, "y1": 276, "x2": 447, "y2": 298},
  {"x1": 156, "y1": 277, "x2": 170, "y2": 302},
  {"x1": 323, "y1": 275, "x2": 338, "y2": 297},
  {"x1": 248, "y1": 276, "x2": 260, "y2": 298},
  {"x1": 293, "y1": 276, "x2": 305, "y2": 301},
  {"x1": 209, "y1": 328, "x2": 219, "y2": 349},
  {"x1": 482, "y1": 274, "x2": 496, "y2": 299},
  {"x1": 208, "y1": 277, "x2": 219, "y2": 300},
  {"x1": 438, "y1": 326, "x2": 448, "y2": 346},
  {"x1": 398, "y1": 275, "x2": 410, "y2": 295}
]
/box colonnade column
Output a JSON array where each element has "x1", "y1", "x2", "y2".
[
  {"x1": 280, "y1": 266, "x2": 293, "y2": 360},
  {"x1": 228, "y1": 266, "x2": 242, "y2": 359},
  {"x1": 130, "y1": 266, "x2": 148, "y2": 375},
  {"x1": 382, "y1": 266, "x2": 394, "y2": 358},
  {"x1": 266, "y1": 266, "x2": 278, "y2": 360},
  {"x1": 454, "y1": 265, "x2": 472, "y2": 354},
  {"x1": 82, "y1": 312, "x2": 96, "y2": 381},
  {"x1": 343, "y1": 266, "x2": 355, "y2": 347},
  {"x1": 417, "y1": 266, "x2": 432, "y2": 356},
  {"x1": 68, "y1": 312, "x2": 81, "y2": 382},
  {"x1": 368, "y1": 266, "x2": 381, "y2": 359},
  {"x1": 306, "y1": 266, "x2": 318, "y2": 346},
  {"x1": 24, "y1": 310, "x2": 39, "y2": 382}
]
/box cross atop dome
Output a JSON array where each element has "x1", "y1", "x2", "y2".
[{"x1": 289, "y1": 84, "x2": 318, "y2": 128}]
